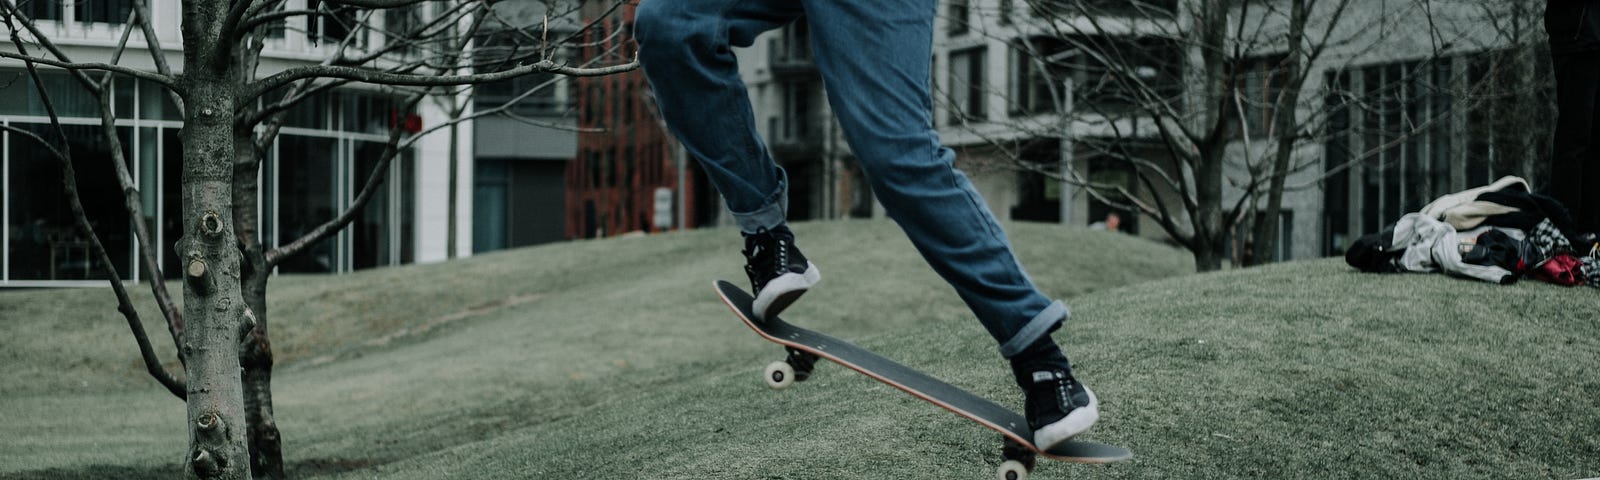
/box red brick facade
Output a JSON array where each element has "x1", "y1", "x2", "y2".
[{"x1": 568, "y1": 2, "x2": 707, "y2": 239}]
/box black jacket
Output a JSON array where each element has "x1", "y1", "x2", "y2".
[{"x1": 1547, "y1": 1, "x2": 1600, "y2": 54}]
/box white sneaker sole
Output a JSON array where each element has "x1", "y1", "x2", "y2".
[
  {"x1": 753, "y1": 262, "x2": 820, "y2": 320},
  {"x1": 1033, "y1": 388, "x2": 1099, "y2": 451}
]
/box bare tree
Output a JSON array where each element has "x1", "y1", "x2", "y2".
[
  {"x1": 0, "y1": 1, "x2": 634, "y2": 479},
  {"x1": 948, "y1": 0, "x2": 1493, "y2": 270},
  {"x1": 1468, "y1": 0, "x2": 1551, "y2": 184}
]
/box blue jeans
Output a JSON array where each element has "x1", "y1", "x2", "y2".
[{"x1": 635, "y1": 0, "x2": 1066, "y2": 358}]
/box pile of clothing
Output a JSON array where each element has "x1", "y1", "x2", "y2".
[{"x1": 1345, "y1": 176, "x2": 1600, "y2": 288}]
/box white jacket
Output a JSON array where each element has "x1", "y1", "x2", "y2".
[
  {"x1": 1420, "y1": 175, "x2": 1529, "y2": 222},
  {"x1": 1389, "y1": 213, "x2": 1514, "y2": 284}
]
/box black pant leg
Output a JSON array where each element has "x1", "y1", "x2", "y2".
[{"x1": 1548, "y1": 49, "x2": 1600, "y2": 231}]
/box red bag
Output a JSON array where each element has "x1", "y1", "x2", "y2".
[{"x1": 1533, "y1": 254, "x2": 1586, "y2": 286}]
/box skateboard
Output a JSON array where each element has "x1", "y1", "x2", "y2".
[{"x1": 714, "y1": 280, "x2": 1131, "y2": 480}]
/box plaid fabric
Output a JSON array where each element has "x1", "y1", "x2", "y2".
[
  {"x1": 1585, "y1": 256, "x2": 1600, "y2": 288},
  {"x1": 1529, "y1": 219, "x2": 1572, "y2": 259}
]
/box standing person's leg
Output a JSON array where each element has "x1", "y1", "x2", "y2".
[
  {"x1": 798, "y1": 0, "x2": 1095, "y2": 448},
  {"x1": 634, "y1": 0, "x2": 819, "y2": 319},
  {"x1": 1548, "y1": 48, "x2": 1600, "y2": 233},
  {"x1": 1583, "y1": 51, "x2": 1600, "y2": 234}
]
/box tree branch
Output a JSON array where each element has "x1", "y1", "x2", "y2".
[
  {"x1": 324, "y1": 0, "x2": 439, "y2": 8},
  {"x1": 245, "y1": 55, "x2": 637, "y2": 101},
  {"x1": 220, "y1": 0, "x2": 255, "y2": 48},
  {"x1": 0, "y1": 76, "x2": 186, "y2": 401},
  {"x1": 131, "y1": 0, "x2": 186, "y2": 115},
  {"x1": 235, "y1": 9, "x2": 326, "y2": 39},
  {"x1": 0, "y1": 51, "x2": 180, "y2": 89},
  {"x1": 93, "y1": 3, "x2": 189, "y2": 349}
]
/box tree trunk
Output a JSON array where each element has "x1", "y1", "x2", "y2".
[
  {"x1": 176, "y1": 85, "x2": 253, "y2": 480},
  {"x1": 178, "y1": 0, "x2": 252, "y2": 478},
  {"x1": 1193, "y1": 242, "x2": 1226, "y2": 271},
  {"x1": 1513, "y1": 30, "x2": 1542, "y2": 183},
  {"x1": 239, "y1": 276, "x2": 281, "y2": 480},
  {"x1": 1252, "y1": 0, "x2": 1310, "y2": 266},
  {"x1": 1188, "y1": 0, "x2": 1231, "y2": 273},
  {"x1": 1193, "y1": 150, "x2": 1226, "y2": 272},
  {"x1": 447, "y1": 111, "x2": 459, "y2": 259},
  {"x1": 233, "y1": 128, "x2": 285, "y2": 480}
]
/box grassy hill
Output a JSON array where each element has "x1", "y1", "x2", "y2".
[{"x1": 2, "y1": 219, "x2": 1596, "y2": 480}]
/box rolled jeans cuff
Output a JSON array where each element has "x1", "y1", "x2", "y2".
[
  {"x1": 998, "y1": 300, "x2": 1069, "y2": 358},
  {"x1": 732, "y1": 178, "x2": 789, "y2": 234}
]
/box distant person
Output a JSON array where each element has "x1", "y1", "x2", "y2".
[
  {"x1": 1089, "y1": 213, "x2": 1122, "y2": 233},
  {"x1": 634, "y1": 0, "x2": 1097, "y2": 449},
  {"x1": 1546, "y1": 0, "x2": 1600, "y2": 240}
]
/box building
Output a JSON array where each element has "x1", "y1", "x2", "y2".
[
  {"x1": 735, "y1": 20, "x2": 880, "y2": 223},
  {"x1": 732, "y1": 0, "x2": 1544, "y2": 265},
  {"x1": 470, "y1": 2, "x2": 583, "y2": 253},
  {"x1": 0, "y1": 0, "x2": 464, "y2": 286},
  {"x1": 567, "y1": 1, "x2": 716, "y2": 239}
]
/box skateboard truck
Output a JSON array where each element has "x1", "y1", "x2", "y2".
[{"x1": 764, "y1": 347, "x2": 820, "y2": 389}]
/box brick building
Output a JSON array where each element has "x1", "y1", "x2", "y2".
[{"x1": 568, "y1": 2, "x2": 716, "y2": 239}]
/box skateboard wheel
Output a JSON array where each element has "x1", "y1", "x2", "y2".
[
  {"x1": 764, "y1": 361, "x2": 796, "y2": 389},
  {"x1": 996, "y1": 460, "x2": 1029, "y2": 480}
]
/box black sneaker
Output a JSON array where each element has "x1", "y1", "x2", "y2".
[
  {"x1": 742, "y1": 226, "x2": 820, "y2": 320},
  {"x1": 1022, "y1": 369, "x2": 1099, "y2": 450}
]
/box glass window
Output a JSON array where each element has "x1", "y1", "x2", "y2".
[
  {"x1": 138, "y1": 127, "x2": 158, "y2": 271},
  {"x1": 261, "y1": 1, "x2": 287, "y2": 39},
  {"x1": 1228, "y1": 56, "x2": 1289, "y2": 139},
  {"x1": 0, "y1": 71, "x2": 101, "y2": 118},
  {"x1": 41, "y1": 72, "x2": 100, "y2": 118},
  {"x1": 276, "y1": 135, "x2": 339, "y2": 273},
  {"x1": 383, "y1": 3, "x2": 424, "y2": 54},
  {"x1": 1330, "y1": 57, "x2": 1471, "y2": 246},
  {"x1": 1010, "y1": 36, "x2": 1182, "y2": 116},
  {"x1": 947, "y1": 0, "x2": 969, "y2": 35},
  {"x1": 20, "y1": 0, "x2": 62, "y2": 21},
  {"x1": 780, "y1": 81, "x2": 813, "y2": 141},
  {"x1": 279, "y1": 90, "x2": 330, "y2": 130},
  {"x1": 1010, "y1": 38, "x2": 1054, "y2": 115},
  {"x1": 1323, "y1": 71, "x2": 1351, "y2": 255},
  {"x1": 473, "y1": 159, "x2": 508, "y2": 253},
  {"x1": 77, "y1": 0, "x2": 133, "y2": 24},
  {"x1": 138, "y1": 78, "x2": 183, "y2": 121},
  {"x1": 948, "y1": 47, "x2": 987, "y2": 121},
  {"x1": 1028, "y1": 0, "x2": 1179, "y2": 18},
  {"x1": 1, "y1": 130, "x2": 5, "y2": 279},
  {"x1": 7, "y1": 123, "x2": 132, "y2": 280},
  {"x1": 308, "y1": 0, "x2": 365, "y2": 48},
  {"x1": 342, "y1": 93, "x2": 392, "y2": 135},
  {"x1": 114, "y1": 76, "x2": 134, "y2": 119},
  {"x1": 351, "y1": 141, "x2": 391, "y2": 270},
  {"x1": 263, "y1": 141, "x2": 276, "y2": 254},
  {"x1": 161, "y1": 128, "x2": 181, "y2": 277},
  {"x1": 399, "y1": 149, "x2": 414, "y2": 264}
]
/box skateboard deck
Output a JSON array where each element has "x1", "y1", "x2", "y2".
[{"x1": 714, "y1": 280, "x2": 1132, "y2": 468}]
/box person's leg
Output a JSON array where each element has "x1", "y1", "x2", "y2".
[
  {"x1": 1583, "y1": 50, "x2": 1600, "y2": 233},
  {"x1": 1548, "y1": 49, "x2": 1600, "y2": 232},
  {"x1": 634, "y1": 0, "x2": 803, "y2": 234},
  {"x1": 634, "y1": 0, "x2": 819, "y2": 319},
  {"x1": 799, "y1": 0, "x2": 1094, "y2": 447}
]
